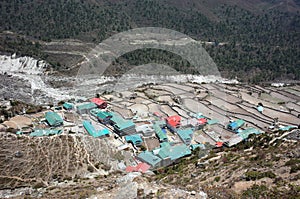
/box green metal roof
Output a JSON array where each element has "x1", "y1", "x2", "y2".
[
  {"x1": 237, "y1": 128, "x2": 262, "y2": 140},
  {"x1": 110, "y1": 112, "x2": 135, "y2": 130},
  {"x1": 45, "y1": 112, "x2": 63, "y2": 126},
  {"x1": 177, "y1": 128, "x2": 193, "y2": 144},
  {"x1": 191, "y1": 143, "x2": 206, "y2": 151},
  {"x1": 137, "y1": 151, "x2": 162, "y2": 167},
  {"x1": 207, "y1": 119, "x2": 219, "y2": 125},
  {"x1": 76, "y1": 103, "x2": 97, "y2": 111},
  {"x1": 97, "y1": 111, "x2": 112, "y2": 119},
  {"x1": 157, "y1": 144, "x2": 191, "y2": 160},
  {"x1": 169, "y1": 144, "x2": 191, "y2": 160},
  {"x1": 30, "y1": 129, "x2": 62, "y2": 137},
  {"x1": 83, "y1": 120, "x2": 110, "y2": 137},
  {"x1": 125, "y1": 134, "x2": 143, "y2": 146},
  {"x1": 153, "y1": 123, "x2": 168, "y2": 142},
  {"x1": 63, "y1": 102, "x2": 73, "y2": 110}
]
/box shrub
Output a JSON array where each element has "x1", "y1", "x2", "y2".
[
  {"x1": 214, "y1": 176, "x2": 221, "y2": 182},
  {"x1": 242, "y1": 185, "x2": 268, "y2": 199},
  {"x1": 245, "y1": 171, "x2": 276, "y2": 181}
]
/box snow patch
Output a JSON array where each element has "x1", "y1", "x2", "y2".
[{"x1": 0, "y1": 54, "x2": 48, "y2": 75}]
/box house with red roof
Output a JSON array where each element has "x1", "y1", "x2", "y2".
[
  {"x1": 90, "y1": 98, "x2": 107, "y2": 109},
  {"x1": 126, "y1": 162, "x2": 151, "y2": 173},
  {"x1": 166, "y1": 115, "x2": 181, "y2": 132}
]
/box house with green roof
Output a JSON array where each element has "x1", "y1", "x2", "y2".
[
  {"x1": 177, "y1": 128, "x2": 193, "y2": 145},
  {"x1": 110, "y1": 112, "x2": 136, "y2": 136},
  {"x1": 83, "y1": 120, "x2": 110, "y2": 138},
  {"x1": 76, "y1": 103, "x2": 97, "y2": 114},
  {"x1": 63, "y1": 102, "x2": 73, "y2": 110},
  {"x1": 97, "y1": 111, "x2": 113, "y2": 124},
  {"x1": 125, "y1": 134, "x2": 143, "y2": 146},
  {"x1": 30, "y1": 129, "x2": 62, "y2": 137},
  {"x1": 137, "y1": 151, "x2": 162, "y2": 168},
  {"x1": 153, "y1": 123, "x2": 168, "y2": 142},
  {"x1": 45, "y1": 112, "x2": 63, "y2": 127},
  {"x1": 156, "y1": 144, "x2": 192, "y2": 167}
]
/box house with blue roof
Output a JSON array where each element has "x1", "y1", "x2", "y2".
[
  {"x1": 96, "y1": 111, "x2": 113, "y2": 124},
  {"x1": 227, "y1": 119, "x2": 245, "y2": 132},
  {"x1": 190, "y1": 143, "x2": 206, "y2": 151},
  {"x1": 125, "y1": 134, "x2": 143, "y2": 146}
]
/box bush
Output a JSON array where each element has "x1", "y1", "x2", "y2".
[
  {"x1": 242, "y1": 185, "x2": 268, "y2": 199},
  {"x1": 214, "y1": 176, "x2": 221, "y2": 182},
  {"x1": 245, "y1": 171, "x2": 276, "y2": 181}
]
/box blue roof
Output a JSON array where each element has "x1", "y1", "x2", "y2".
[
  {"x1": 30, "y1": 129, "x2": 62, "y2": 137},
  {"x1": 137, "y1": 151, "x2": 162, "y2": 167},
  {"x1": 97, "y1": 111, "x2": 112, "y2": 119},
  {"x1": 125, "y1": 134, "x2": 143, "y2": 146},
  {"x1": 228, "y1": 119, "x2": 245, "y2": 130},
  {"x1": 83, "y1": 120, "x2": 110, "y2": 137},
  {"x1": 45, "y1": 112, "x2": 63, "y2": 126},
  {"x1": 257, "y1": 106, "x2": 264, "y2": 112},
  {"x1": 279, "y1": 125, "x2": 297, "y2": 131}
]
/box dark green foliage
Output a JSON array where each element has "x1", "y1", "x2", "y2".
[
  {"x1": 242, "y1": 185, "x2": 269, "y2": 199},
  {"x1": 0, "y1": 0, "x2": 299, "y2": 81},
  {"x1": 285, "y1": 159, "x2": 300, "y2": 173},
  {"x1": 245, "y1": 171, "x2": 276, "y2": 181}
]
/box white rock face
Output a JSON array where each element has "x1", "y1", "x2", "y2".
[{"x1": 0, "y1": 54, "x2": 48, "y2": 75}]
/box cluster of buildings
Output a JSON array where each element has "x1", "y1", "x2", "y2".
[{"x1": 16, "y1": 96, "x2": 266, "y2": 172}]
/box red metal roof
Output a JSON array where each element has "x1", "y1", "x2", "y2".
[
  {"x1": 126, "y1": 163, "x2": 150, "y2": 173},
  {"x1": 216, "y1": 142, "x2": 223, "y2": 147},
  {"x1": 198, "y1": 118, "x2": 207, "y2": 125},
  {"x1": 90, "y1": 98, "x2": 107, "y2": 108},
  {"x1": 166, "y1": 115, "x2": 181, "y2": 127}
]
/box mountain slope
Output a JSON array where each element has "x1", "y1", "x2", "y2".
[{"x1": 0, "y1": 0, "x2": 299, "y2": 82}]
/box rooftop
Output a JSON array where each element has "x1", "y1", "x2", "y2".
[
  {"x1": 76, "y1": 102, "x2": 97, "y2": 111},
  {"x1": 45, "y1": 112, "x2": 63, "y2": 127},
  {"x1": 137, "y1": 151, "x2": 162, "y2": 167},
  {"x1": 166, "y1": 115, "x2": 181, "y2": 127},
  {"x1": 125, "y1": 134, "x2": 143, "y2": 146}
]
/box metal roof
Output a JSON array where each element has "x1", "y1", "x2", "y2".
[
  {"x1": 237, "y1": 128, "x2": 263, "y2": 140},
  {"x1": 125, "y1": 134, "x2": 143, "y2": 146},
  {"x1": 166, "y1": 115, "x2": 181, "y2": 127},
  {"x1": 137, "y1": 151, "x2": 162, "y2": 167},
  {"x1": 110, "y1": 112, "x2": 135, "y2": 130},
  {"x1": 157, "y1": 144, "x2": 191, "y2": 160},
  {"x1": 30, "y1": 129, "x2": 62, "y2": 137},
  {"x1": 45, "y1": 112, "x2": 63, "y2": 126},
  {"x1": 76, "y1": 102, "x2": 97, "y2": 111},
  {"x1": 83, "y1": 120, "x2": 109, "y2": 137},
  {"x1": 153, "y1": 123, "x2": 168, "y2": 142},
  {"x1": 63, "y1": 102, "x2": 73, "y2": 110}
]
